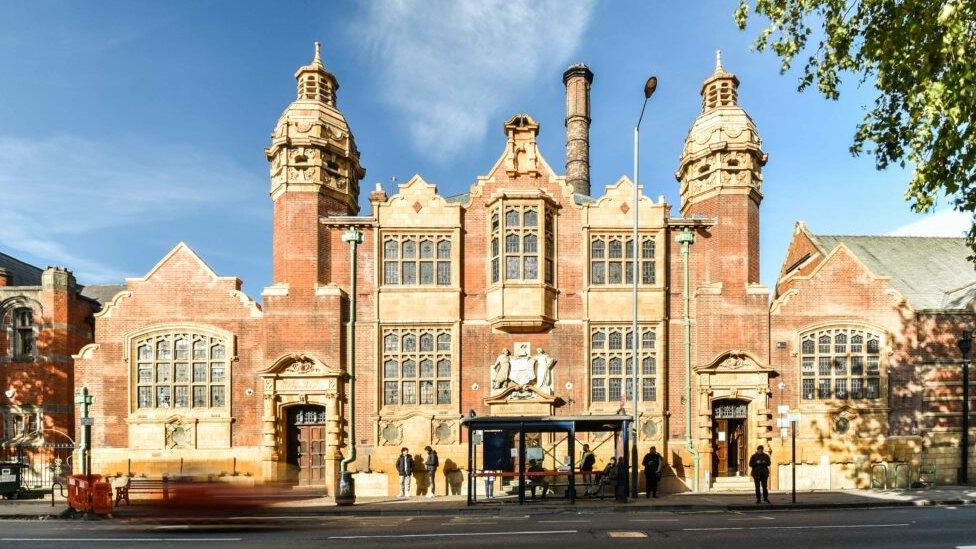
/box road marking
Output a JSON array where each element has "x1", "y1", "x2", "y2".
[
  {"x1": 684, "y1": 523, "x2": 910, "y2": 532},
  {"x1": 727, "y1": 515, "x2": 775, "y2": 521},
  {"x1": 1, "y1": 539, "x2": 243, "y2": 543},
  {"x1": 537, "y1": 520, "x2": 591, "y2": 523},
  {"x1": 629, "y1": 518, "x2": 678, "y2": 522},
  {"x1": 608, "y1": 531, "x2": 647, "y2": 538},
  {"x1": 327, "y1": 529, "x2": 578, "y2": 540},
  {"x1": 442, "y1": 521, "x2": 498, "y2": 526}
]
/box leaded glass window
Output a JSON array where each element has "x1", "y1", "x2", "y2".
[
  {"x1": 489, "y1": 202, "x2": 554, "y2": 283},
  {"x1": 590, "y1": 326, "x2": 657, "y2": 403},
  {"x1": 382, "y1": 235, "x2": 452, "y2": 286},
  {"x1": 381, "y1": 327, "x2": 453, "y2": 406},
  {"x1": 134, "y1": 332, "x2": 229, "y2": 410},
  {"x1": 589, "y1": 235, "x2": 657, "y2": 286},
  {"x1": 800, "y1": 327, "x2": 882, "y2": 401}
]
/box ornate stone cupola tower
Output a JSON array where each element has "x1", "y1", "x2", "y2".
[
  {"x1": 266, "y1": 42, "x2": 366, "y2": 290},
  {"x1": 266, "y1": 42, "x2": 365, "y2": 215},
  {"x1": 675, "y1": 51, "x2": 768, "y2": 286}
]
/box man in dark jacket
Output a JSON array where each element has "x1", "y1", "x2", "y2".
[
  {"x1": 749, "y1": 445, "x2": 772, "y2": 504},
  {"x1": 396, "y1": 447, "x2": 413, "y2": 497},
  {"x1": 424, "y1": 446, "x2": 439, "y2": 498},
  {"x1": 580, "y1": 444, "x2": 596, "y2": 495},
  {"x1": 641, "y1": 446, "x2": 663, "y2": 498}
]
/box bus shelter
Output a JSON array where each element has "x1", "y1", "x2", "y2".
[{"x1": 461, "y1": 415, "x2": 632, "y2": 505}]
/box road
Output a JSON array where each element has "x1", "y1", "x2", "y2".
[{"x1": 1, "y1": 505, "x2": 975, "y2": 548}]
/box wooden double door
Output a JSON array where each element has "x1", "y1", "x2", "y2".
[
  {"x1": 286, "y1": 405, "x2": 327, "y2": 486},
  {"x1": 712, "y1": 401, "x2": 748, "y2": 476}
]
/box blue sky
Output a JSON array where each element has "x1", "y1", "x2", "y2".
[{"x1": 0, "y1": 0, "x2": 966, "y2": 297}]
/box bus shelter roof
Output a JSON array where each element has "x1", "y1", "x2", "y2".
[{"x1": 460, "y1": 415, "x2": 631, "y2": 433}]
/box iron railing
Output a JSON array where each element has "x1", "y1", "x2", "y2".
[{"x1": 1, "y1": 442, "x2": 75, "y2": 489}]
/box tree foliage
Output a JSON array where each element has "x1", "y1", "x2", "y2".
[{"x1": 735, "y1": 0, "x2": 976, "y2": 248}]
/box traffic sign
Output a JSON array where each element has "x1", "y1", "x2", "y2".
[
  {"x1": 788, "y1": 412, "x2": 802, "y2": 422},
  {"x1": 80, "y1": 417, "x2": 94, "y2": 426}
]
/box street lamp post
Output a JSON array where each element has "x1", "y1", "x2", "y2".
[
  {"x1": 630, "y1": 74, "x2": 657, "y2": 498},
  {"x1": 958, "y1": 331, "x2": 972, "y2": 485},
  {"x1": 337, "y1": 227, "x2": 364, "y2": 506}
]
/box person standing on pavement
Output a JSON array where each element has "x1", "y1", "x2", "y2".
[
  {"x1": 396, "y1": 447, "x2": 413, "y2": 497},
  {"x1": 641, "y1": 446, "x2": 663, "y2": 498},
  {"x1": 580, "y1": 444, "x2": 596, "y2": 495},
  {"x1": 749, "y1": 445, "x2": 772, "y2": 504},
  {"x1": 424, "y1": 445, "x2": 439, "y2": 498}
]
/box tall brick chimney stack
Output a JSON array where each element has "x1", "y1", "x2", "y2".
[{"x1": 563, "y1": 63, "x2": 593, "y2": 196}]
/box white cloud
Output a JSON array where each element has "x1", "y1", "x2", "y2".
[
  {"x1": 0, "y1": 134, "x2": 264, "y2": 283},
  {"x1": 887, "y1": 209, "x2": 972, "y2": 237},
  {"x1": 352, "y1": 0, "x2": 596, "y2": 160}
]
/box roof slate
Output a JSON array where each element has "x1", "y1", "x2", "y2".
[
  {"x1": 0, "y1": 251, "x2": 43, "y2": 286},
  {"x1": 812, "y1": 235, "x2": 976, "y2": 310},
  {"x1": 79, "y1": 284, "x2": 126, "y2": 306}
]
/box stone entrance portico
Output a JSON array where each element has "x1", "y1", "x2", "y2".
[
  {"x1": 260, "y1": 353, "x2": 343, "y2": 490},
  {"x1": 694, "y1": 350, "x2": 775, "y2": 488}
]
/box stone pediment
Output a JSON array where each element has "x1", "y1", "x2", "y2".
[
  {"x1": 695, "y1": 349, "x2": 773, "y2": 374},
  {"x1": 260, "y1": 352, "x2": 342, "y2": 377}
]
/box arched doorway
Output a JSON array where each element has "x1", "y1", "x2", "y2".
[
  {"x1": 285, "y1": 405, "x2": 328, "y2": 486},
  {"x1": 712, "y1": 399, "x2": 748, "y2": 477}
]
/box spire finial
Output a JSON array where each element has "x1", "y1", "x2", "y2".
[
  {"x1": 715, "y1": 49, "x2": 723, "y2": 71},
  {"x1": 314, "y1": 41, "x2": 322, "y2": 65}
]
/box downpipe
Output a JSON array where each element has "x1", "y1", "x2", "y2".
[
  {"x1": 678, "y1": 228, "x2": 699, "y2": 492},
  {"x1": 337, "y1": 228, "x2": 363, "y2": 505}
]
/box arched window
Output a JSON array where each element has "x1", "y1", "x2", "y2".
[
  {"x1": 133, "y1": 332, "x2": 230, "y2": 410},
  {"x1": 11, "y1": 308, "x2": 35, "y2": 358},
  {"x1": 799, "y1": 326, "x2": 883, "y2": 401}
]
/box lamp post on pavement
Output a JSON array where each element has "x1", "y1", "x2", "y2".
[
  {"x1": 337, "y1": 227, "x2": 364, "y2": 506},
  {"x1": 958, "y1": 331, "x2": 972, "y2": 485},
  {"x1": 630, "y1": 74, "x2": 657, "y2": 498}
]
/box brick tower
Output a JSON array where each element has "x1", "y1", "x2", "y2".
[
  {"x1": 676, "y1": 50, "x2": 767, "y2": 290},
  {"x1": 671, "y1": 52, "x2": 772, "y2": 490},
  {"x1": 266, "y1": 42, "x2": 366, "y2": 291}
]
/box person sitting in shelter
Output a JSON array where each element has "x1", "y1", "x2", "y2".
[
  {"x1": 595, "y1": 457, "x2": 618, "y2": 498},
  {"x1": 527, "y1": 459, "x2": 549, "y2": 500}
]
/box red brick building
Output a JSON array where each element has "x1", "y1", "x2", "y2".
[
  {"x1": 74, "y1": 45, "x2": 975, "y2": 495},
  {"x1": 0, "y1": 252, "x2": 112, "y2": 484}
]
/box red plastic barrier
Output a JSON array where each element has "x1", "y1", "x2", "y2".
[
  {"x1": 67, "y1": 474, "x2": 107, "y2": 514},
  {"x1": 92, "y1": 480, "x2": 112, "y2": 515}
]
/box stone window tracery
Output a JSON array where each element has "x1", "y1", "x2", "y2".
[
  {"x1": 489, "y1": 202, "x2": 555, "y2": 284},
  {"x1": 799, "y1": 326, "x2": 882, "y2": 401},
  {"x1": 589, "y1": 235, "x2": 656, "y2": 285},
  {"x1": 590, "y1": 326, "x2": 657, "y2": 403},
  {"x1": 381, "y1": 327, "x2": 452, "y2": 407},
  {"x1": 382, "y1": 235, "x2": 452, "y2": 286},
  {"x1": 133, "y1": 332, "x2": 229, "y2": 410}
]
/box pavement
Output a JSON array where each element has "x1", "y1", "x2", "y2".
[{"x1": 3, "y1": 485, "x2": 976, "y2": 520}]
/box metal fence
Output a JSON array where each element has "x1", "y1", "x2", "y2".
[{"x1": 0, "y1": 443, "x2": 75, "y2": 489}]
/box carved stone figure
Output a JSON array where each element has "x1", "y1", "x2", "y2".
[
  {"x1": 534, "y1": 348, "x2": 557, "y2": 394},
  {"x1": 491, "y1": 349, "x2": 511, "y2": 390}
]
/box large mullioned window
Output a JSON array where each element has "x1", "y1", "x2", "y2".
[
  {"x1": 489, "y1": 202, "x2": 555, "y2": 284},
  {"x1": 134, "y1": 333, "x2": 229, "y2": 410},
  {"x1": 589, "y1": 235, "x2": 656, "y2": 286},
  {"x1": 382, "y1": 327, "x2": 453, "y2": 406},
  {"x1": 799, "y1": 327, "x2": 882, "y2": 401},
  {"x1": 382, "y1": 235, "x2": 452, "y2": 286},
  {"x1": 590, "y1": 326, "x2": 657, "y2": 403}
]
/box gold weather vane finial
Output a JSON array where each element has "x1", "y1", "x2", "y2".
[{"x1": 715, "y1": 49, "x2": 723, "y2": 71}]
